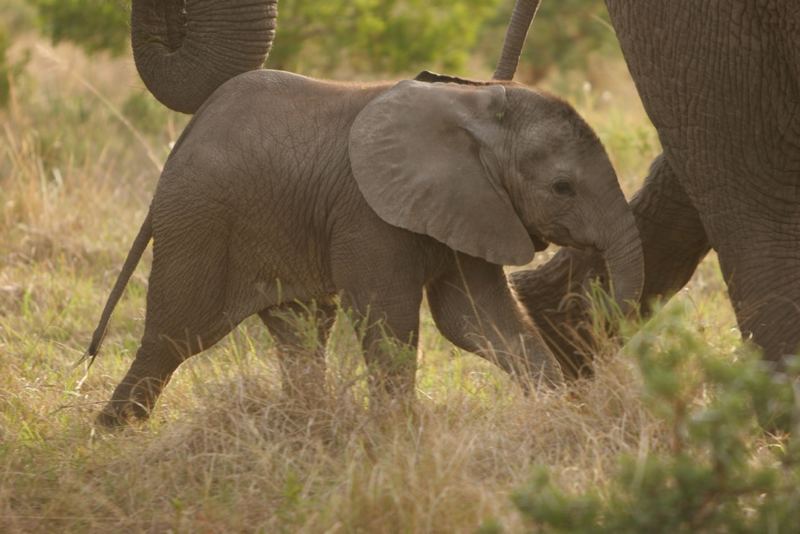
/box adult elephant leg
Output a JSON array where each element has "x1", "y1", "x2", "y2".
[
  {"x1": 716, "y1": 230, "x2": 800, "y2": 367},
  {"x1": 719, "y1": 2, "x2": 800, "y2": 369},
  {"x1": 605, "y1": 0, "x2": 800, "y2": 368},
  {"x1": 258, "y1": 298, "x2": 337, "y2": 407},
  {"x1": 511, "y1": 155, "x2": 710, "y2": 378}
]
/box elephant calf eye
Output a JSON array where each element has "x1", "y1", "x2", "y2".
[{"x1": 552, "y1": 180, "x2": 575, "y2": 197}]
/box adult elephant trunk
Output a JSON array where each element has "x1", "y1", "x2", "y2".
[
  {"x1": 493, "y1": 0, "x2": 542, "y2": 80},
  {"x1": 131, "y1": 0, "x2": 278, "y2": 114}
]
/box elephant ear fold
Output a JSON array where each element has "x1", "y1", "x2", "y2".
[
  {"x1": 414, "y1": 70, "x2": 489, "y2": 86},
  {"x1": 348, "y1": 80, "x2": 535, "y2": 266}
]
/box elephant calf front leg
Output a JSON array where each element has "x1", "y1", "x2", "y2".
[
  {"x1": 341, "y1": 286, "x2": 423, "y2": 405},
  {"x1": 427, "y1": 254, "x2": 564, "y2": 389},
  {"x1": 259, "y1": 299, "x2": 337, "y2": 408}
]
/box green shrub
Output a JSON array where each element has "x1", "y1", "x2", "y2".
[
  {"x1": 28, "y1": 0, "x2": 624, "y2": 81},
  {"x1": 32, "y1": 0, "x2": 130, "y2": 56},
  {"x1": 121, "y1": 90, "x2": 170, "y2": 136},
  {"x1": 29, "y1": 0, "x2": 502, "y2": 75},
  {"x1": 508, "y1": 304, "x2": 800, "y2": 533},
  {"x1": 0, "y1": 27, "x2": 30, "y2": 109},
  {"x1": 524, "y1": 0, "x2": 619, "y2": 79},
  {"x1": 0, "y1": 0, "x2": 37, "y2": 31},
  {"x1": 0, "y1": 29, "x2": 11, "y2": 108},
  {"x1": 480, "y1": 0, "x2": 621, "y2": 82}
]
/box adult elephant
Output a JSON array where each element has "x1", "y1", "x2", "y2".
[{"x1": 510, "y1": 0, "x2": 800, "y2": 377}]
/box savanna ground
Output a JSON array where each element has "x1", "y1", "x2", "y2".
[{"x1": 2, "y1": 7, "x2": 786, "y2": 533}]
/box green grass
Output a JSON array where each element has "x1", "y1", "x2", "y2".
[{"x1": 0, "y1": 34, "x2": 763, "y2": 532}]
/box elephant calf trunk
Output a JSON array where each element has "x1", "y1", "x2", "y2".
[{"x1": 602, "y1": 212, "x2": 644, "y2": 315}]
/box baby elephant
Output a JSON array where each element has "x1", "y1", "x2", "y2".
[{"x1": 88, "y1": 70, "x2": 643, "y2": 425}]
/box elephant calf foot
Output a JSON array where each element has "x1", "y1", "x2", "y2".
[
  {"x1": 95, "y1": 365, "x2": 175, "y2": 427},
  {"x1": 95, "y1": 401, "x2": 146, "y2": 428},
  {"x1": 258, "y1": 300, "x2": 338, "y2": 411}
]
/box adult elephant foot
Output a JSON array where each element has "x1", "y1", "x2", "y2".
[{"x1": 510, "y1": 154, "x2": 710, "y2": 378}]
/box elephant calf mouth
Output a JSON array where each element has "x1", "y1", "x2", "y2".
[
  {"x1": 539, "y1": 227, "x2": 596, "y2": 253},
  {"x1": 529, "y1": 232, "x2": 550, "y2": 252}
]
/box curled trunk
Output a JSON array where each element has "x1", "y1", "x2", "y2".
[
  {"x1": 493, "y1": 0, "x2": 542, "y2": 80},
  {"x1": 132, "y1": 0, "x2": 278, "y2": 114}
]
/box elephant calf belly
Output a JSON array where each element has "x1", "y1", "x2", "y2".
[{"x1": 223, "y1": 218, "x2": 336, "y2": 319}]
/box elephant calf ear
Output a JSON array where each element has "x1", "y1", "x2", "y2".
[{"x1": 348, "y1": 80, "x2": 535, "y2": 266}]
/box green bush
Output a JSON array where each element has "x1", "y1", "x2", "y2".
[
  {"x1": 0, "y1": 27, "x2": 30, "y2": 109},
  {"x1": 27, "y1": 0, "x2": 621, "y2": 78},
  {"x1": 29, "y1": 0, "x2": 502, "y2": 75},
  {"x1": 33, "y1": 0, "x2": 130, "y2": 55},
  {"x1": 121, "y1": 90, "x2": 170, "y2": 136},
  {"x1": 0, "y1": 29, "x2": 11, "y2": 108},
  {"x1": 507, "y1": 304, "x2": 800, "y2": 533},
  {"x1": 268, "y1": 0, "x2": 502, "y2": 74},
  {"x1": 525, "y1": 0, "x2": 619, "y2": 79}
]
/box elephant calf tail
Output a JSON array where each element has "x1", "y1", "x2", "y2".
[{"x1": 83, "y1": 209, "x2": 154, "y2": 366}]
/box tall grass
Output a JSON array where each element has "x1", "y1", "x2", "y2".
[{"x1": 0, "y1": 34, "x2": 746, "y2": 532}]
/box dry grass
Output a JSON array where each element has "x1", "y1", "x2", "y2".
[{"x1": 0, "y1": 34, "x2": 740, "y2": 532}]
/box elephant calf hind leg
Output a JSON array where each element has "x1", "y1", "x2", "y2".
[
  {"x1": 96, "y1": 203, "x2": 243, "y2": 427},
  {"x1": 259, "y1": 299, "x2": 337, "y2": 408},
  {"x1": 96, "y1": 319, "x2": 237, "y2": 427},
  {"x1": 95, "y1": 339, "x2": 181, "y2": 427}
]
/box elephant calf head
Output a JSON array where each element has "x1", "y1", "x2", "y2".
[{"x1": 349, "y1": 80, "x2": 644, "y2": 309}]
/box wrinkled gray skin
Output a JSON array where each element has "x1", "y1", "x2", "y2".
[
  {"x1": 88, "y1": 1, "x2": 643, "y2": 425},
  {"x1": 512, "y1": 0, "x2": 800, "y2": 377}
]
